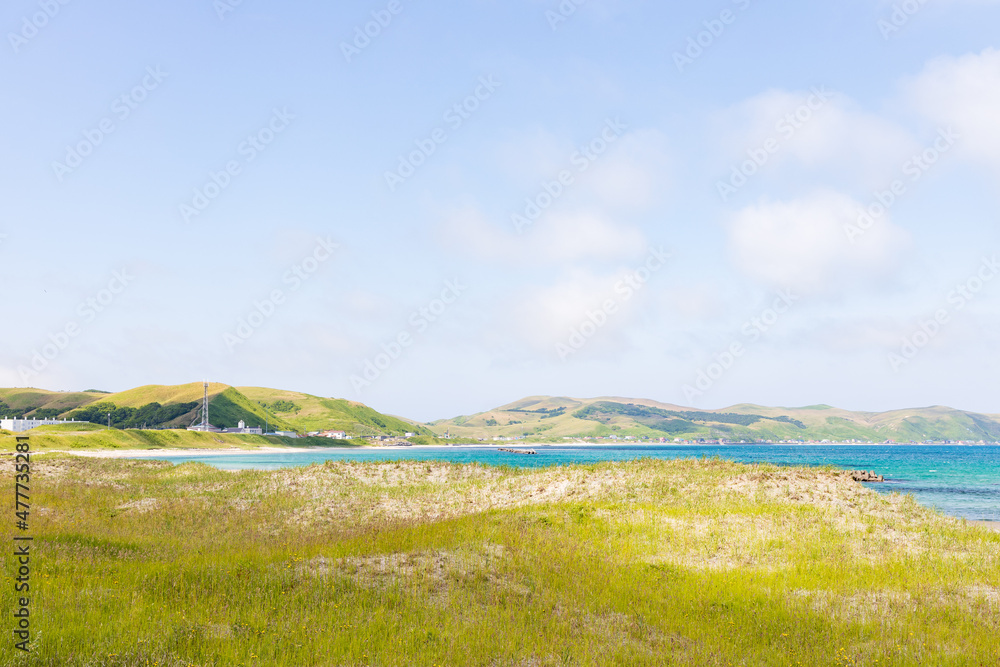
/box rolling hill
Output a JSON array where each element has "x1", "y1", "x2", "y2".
[
  {"x1": 93, "y1": 383, "x2": 297, "y2": 431},
  {"x1": 1, "y1": 383, "x2": 430, "y2": 437},
  {"x1": 0, "y1": 388, "x2": 106, "y2": 419},
  {"x1": 236, "y1": 386, "x2": 432, "y2": 436},
  {"x1": 5, "y1": 384, "x2": 998, "y2": 443},
  {"x1": 428, "y1": 396, "x2": 1000, "y2": 443}
]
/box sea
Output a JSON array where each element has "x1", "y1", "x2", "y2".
[{"x1": 149, "y1": 444, "x2": 1000, "y2": 523}]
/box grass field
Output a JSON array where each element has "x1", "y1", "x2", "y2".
[
  {"x1": 2, "y1": 454, "x2": 997, "y2": 666},
  {"x1": 0, "y1": 428, "x2": 354, "y2": 452}
]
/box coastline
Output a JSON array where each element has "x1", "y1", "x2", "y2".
[
  {"x1": 50, "y1": 446, "x2": 317, "y2": 458},
  {"x1": 49, "y1": 444, "x2": 496, "y2": 458},
  {"x1": 44, "y1": 439, "x2": 1000, "y2": 460}
]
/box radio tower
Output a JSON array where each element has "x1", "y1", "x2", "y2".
[{"x1": 201, "y1": 380, "x2": 209, "y2": 428}]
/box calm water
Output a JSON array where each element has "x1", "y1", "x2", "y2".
[{"x1": 151, "y1": 444, "x2": 1000, "y2": 522}]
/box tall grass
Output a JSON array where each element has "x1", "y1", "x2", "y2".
[{"x1": 2, "y1": 456, "x2": 997, "y2": 666}]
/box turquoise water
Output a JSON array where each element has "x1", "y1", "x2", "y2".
[{"x1": 151, "y1": 444, "x2": 1000, "y2": 523}]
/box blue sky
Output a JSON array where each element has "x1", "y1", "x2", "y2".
[{"x1": 2, "y1": 0, "x2": 999, "y2": 421}]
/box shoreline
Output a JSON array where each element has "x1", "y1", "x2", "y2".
[
  {"x1": 41, "y1": 439, "x2": 1000, "y2": 460},
  {"x1": 51, "y1": 446, "x2": 317, "y2": 458}
]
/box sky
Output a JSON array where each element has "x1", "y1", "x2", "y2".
[{"x1": 1, "y1": 0, "x2": 999, "y2": 422}]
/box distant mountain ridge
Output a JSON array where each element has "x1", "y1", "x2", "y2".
[
  {"x1": 3, "y1": 385, "x2": 997, "y2": 442},
  {"x1": 429, "y1": 396, "x2": 1000, "y2": 442}
]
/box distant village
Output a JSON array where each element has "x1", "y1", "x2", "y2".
[{"x1": 187, "y1": 418, "x2": 419, "y2": 444}]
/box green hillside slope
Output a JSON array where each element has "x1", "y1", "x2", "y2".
[
  {"x1": 1, "y1": 383, "x2": 424, "y2": 437},
  {"x1": 237, "y1": 387, "x2": 433, "y2": 436},
  {"x1": 0, "y1": 388, "x2": 105, "y2": 419},
  {"x1": 65, "y1": 383, "x2": 296, "y2": 431}
]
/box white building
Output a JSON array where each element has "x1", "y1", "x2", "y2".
[
  {"x1": 222, "y1": 420, "x2": 263, "y2": 435},
  {"x1": 1, "y1": 418, "x2": 85, "y2": 433},
  {"x1": 187, "y1": 423, "x2": 222, "y2": 433}
]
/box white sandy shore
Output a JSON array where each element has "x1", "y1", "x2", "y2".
[{"x1": 970, "y1": 521, "x2": 1000, "y2": 532}]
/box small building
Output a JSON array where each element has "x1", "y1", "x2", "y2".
[
  {"x1": 273, "y1": 430, "x2": 299, "y2": 438},
  {"x1": 188, "y1": 423, "x2": 223, "y2": 433},
  {"x1": 222, "y1": 420, "x2": 263, "y2": 435},
  {"x1": 0, "y1": 418, "x2": 85, "y2": 433}
]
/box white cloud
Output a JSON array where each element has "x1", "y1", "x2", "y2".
[
  {"x1": 493, "y1": 265, "x2": 652, "y2": 359},
  {"x1": 440, "y1": 205, "x2": 646, "y2": 264},
  {"x1": 505, "y1": 271, "x2": 619, "y2": 351},
  {"x1": 727, "y1": 191, "x2": 910, "y2": 295},
  {"x1": 905, "y1": 48, "x2": 1000, "y2": 170},
  {"x1": 494, "y1": 125, "x2": 671, "y2": 212},
  {"x1": 584, "y1": 128, "x2": 672, "y2": 211},
  {"x1": 493, "y1": 127, "x2": 569, "y2": 188},
  {"x1": 713, "y1": 88, "x2": 917, "y2": 188},
  {"x1": 534, "y1": 211, "x2": 647, "y2": 261}
]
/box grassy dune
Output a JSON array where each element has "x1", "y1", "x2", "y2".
[{"x1": 2, "y1": 456, "x2": 997, "y2": 666}]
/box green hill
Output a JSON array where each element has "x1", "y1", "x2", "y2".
[
  {"x1": 1, "y1": 383, "x2": 429, "y2": 437},
  {"x1": 59, "y1": 383, "x2": 295, "y2": 431},
  {"x1": 236, "y1": 387, "x2": 433, "y2": 436},
  {"x1": 5, "y1": 384, "x2": 997, "y2": 443},
  {"x1": 429, "y1": 396, "x2": 1000, "y2": 443},
  {"x1": 0, "y1": 388, "x2": 106, "y2": 419}
]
